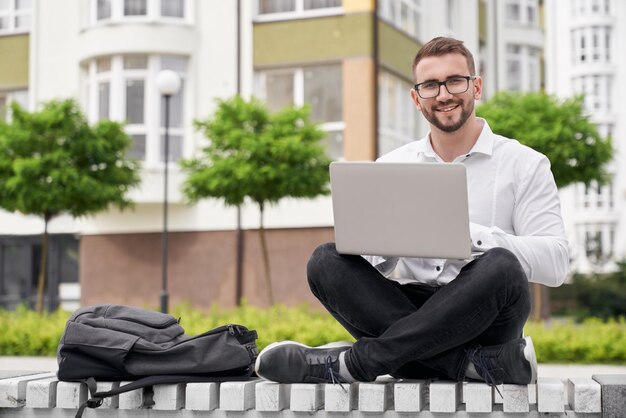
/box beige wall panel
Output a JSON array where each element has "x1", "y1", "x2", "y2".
[
  {"x1": 254, "y1": 14, "x2": 372, "y2": 67},
  {"x1": 343, "y1": 0, "x2": 375, "y2": 13},
  {"x1": 80, "y1": 228, "x2": 335, "y2": 310},
  {"x1": 342, "y1": 58, "x2": 376, "y2": 161},
  {"x1": 0, "y1": 34, "x2": 29, "y2": 89},
  {"x1": 378, "y1": 21, "x2": 420, "y2": 81}
]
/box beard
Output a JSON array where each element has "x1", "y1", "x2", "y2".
[{"x1": 421, "y1": 98, "x2": 474, "y2": 133}]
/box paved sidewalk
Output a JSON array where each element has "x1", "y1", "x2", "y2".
[{"x1": 1, "y1": 356, "x2": 625, "y2": 379}]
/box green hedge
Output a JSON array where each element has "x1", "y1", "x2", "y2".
[
  {"x1": 2, "y1": 304, "x2": 626, "y2": 364},
  {"x1": 550, "y1": 262, "x2": 626, "y2": 320}
]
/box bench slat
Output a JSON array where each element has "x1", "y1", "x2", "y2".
[
  {"x1": 186, "y1": 382, "x2": 219, "y2": 411},
  {"x1": 568, "y1": 377, "x2": 601, "y2": 413},
  {"x1": 0, "y1": 372, "x2": 56, "y2": 408},
  {"x1": 537, "y1": 377, "x2": 565, "y2": 412},
  {"x1": 394, "y1": 380, "x2": 426, "y2": 412}
]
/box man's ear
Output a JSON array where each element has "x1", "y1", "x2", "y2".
[
  {"x1": 473, "y1": 76, "x2": 483, "y2": 101},
  {"x1": 410, "y1": 88, "x2": 422, "y2": 111}
]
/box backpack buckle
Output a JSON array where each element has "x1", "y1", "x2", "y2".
[{"x1": 86, "y1": 398, "x2": 103, "y2": 409}]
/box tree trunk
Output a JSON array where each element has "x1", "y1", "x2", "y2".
[
  {"x1": 235, "y1": 205, "x2": 244, "y2": 306},
  {"x1": 530, "y1": 282, "x2": 550, "y2": 321},
  {"x1": 258, "y1": 202, "x2": 274, "y2": 305},
  {"x1": 36, "y1": 214, "x2": 50, "y2": 313}
]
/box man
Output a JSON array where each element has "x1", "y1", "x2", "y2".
[{"x1": 255, "y1": 37, "x2": 569, "y2": 386}]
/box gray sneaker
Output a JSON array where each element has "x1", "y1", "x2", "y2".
[
  {"x1": 255, "y1": 341, "x2": 353, "y2": 384},
  {"x1": 466, "y1": 336, "x2": 538, "y2": 385}
]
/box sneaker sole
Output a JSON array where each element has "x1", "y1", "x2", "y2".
[
  {"x1": 254, "y1": 340, "x2": 353, "y2": 381},
  {"x1": 523, "y1": 336, "x2": 538, "y2": 384}
]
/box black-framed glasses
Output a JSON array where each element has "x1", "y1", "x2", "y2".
[{"x1": 414, "y1": 76, "x2": 477, "y2": 99}]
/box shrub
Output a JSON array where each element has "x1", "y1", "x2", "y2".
[
  {"x1": 525, "y1": 317, "x2": 626, "y2": 364},
  {"x1": 551, "y1": 261, "x2": 626, "y2": 320},
  {"x1": 0, "y1": 305, "x2": 69, "y2": 356},
  {"x1": 1, "y1": 304, "x2": 625, "y2": 364}
]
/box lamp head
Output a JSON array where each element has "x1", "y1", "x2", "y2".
[{"x1": 156, "y1": 70, "x2": 181, "y2": 96}]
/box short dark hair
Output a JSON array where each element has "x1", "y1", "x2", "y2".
[{"x1": 412, "y1": 37, "x2": 476, "y2": 80}]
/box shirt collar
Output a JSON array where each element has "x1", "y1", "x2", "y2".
[{"x1": 415, "y1": 118, "x2": 495, "y2": 159}]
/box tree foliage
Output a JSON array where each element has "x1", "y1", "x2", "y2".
[
  {"x1": 0, "y1": 99, "x2": 141, "y2": 311},
  {"x1": 476, "y1": 91, "x2": 613, "y2": 188},
  {"x1": 0, "y1": 99, "x2": 140, "y2": 218},
  {"x1": 181, "y1": 96, "x2": 332, "y2": 304},
  {"x1": 182, "y1": 96, "x2": 331, "y2": 207}
]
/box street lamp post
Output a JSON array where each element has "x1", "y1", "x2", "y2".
[{"x1": 156, "y1": 69, "x2": 181, "y2": 314}]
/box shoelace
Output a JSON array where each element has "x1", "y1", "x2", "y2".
[
  {"x1": 465, "y1": 347, "x2": 503, "y2": 398},
  {"x1": 308, "y1": 355, "x2": 347, "y2": 392}
]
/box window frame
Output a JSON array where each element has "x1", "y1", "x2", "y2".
[
  {"x1": 87, "y1": 0, "x2": 190, "y2": 27},
  {"x1": 378, "y1": 70, "x2": 421, "y2": 156},
  {"x1": 505, "y1": 43, "x2": 540, "y2": 92},
  {"x1": 85, "y1": 54, "x2": 187, "y2": 167},
  {"x1": 378, "y1": 0, "x2": 422, "y2": 41},
  {"x1": 254, "y1": 0, "x2": 343, "y2": 22},
  {"x1": 503, "y1": 0, "x2": 539, "y2": 26},
  {"x1": 0, "y1": 0, "x2": 31, "y2": 36},
  {"x1": 255, "y1": 64, "x2": 345, "y2": 160}
]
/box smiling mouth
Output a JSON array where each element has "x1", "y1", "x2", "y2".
[{"x1": 436, "y1": 103, "x2": 460, "y2": 113}]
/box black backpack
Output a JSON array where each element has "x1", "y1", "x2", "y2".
[{"x1": 57, "y1": 304, "x2": 258, "y2": 417}]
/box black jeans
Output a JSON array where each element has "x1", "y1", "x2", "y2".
[{"x1": 307, "y1": 243, "x2": 531, "y2": 382}]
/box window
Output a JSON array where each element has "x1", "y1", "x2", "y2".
[
  {"x1": 378, "y1": 0, "x2": 422, "y2": 40},
  {"x1": 446, "y1": 0, "x2": 459, "y2": 33},
  {"x1": 256, "y1": 64, "x2": 344, "y2": 159},
  {"x1": 86, "y1": 54, "x2": 187, "y2": 165},
  {"x1": 504, "y1": 0, "x2": 538, "y2": 26},
  {"x1": 572, "y1": 26, "x2": 612, "y2": 64},
  {"x1": 257, "y1": 0, "x2": 341, "y2": 18},
  {"x1": 0, "y1": 0, "x2": 31, "y2": 35},
  {"x1": 577, "y1": 223, "x2": 616, "y2": 266},
  {"x1": 506, "y1": 44, "x2": 540, "y2": 92},
  {"x1": 506, "y1": 45, "x2": 522, "y2": 91},
  {"x1": 0, "y1": 89, "x2": 28, "y2": 121},
  {"x1": 572, "y1": 75, "x2": 613, "y2": 113},
  {"x1": 303, "y1": 65, "x2": 342, "y2": 123},
  {"x1": 577, "y1": 180, "x2": 614, "y2": 210},
  {"x1": 505, "y1": 0, "x2": 520, "y2": 22},
  {"x1": 124, "y1": 0, "x2": 147, "y2": 16},
  {"x1": 161, "y1": 0, "x2": 184, "y2": 17},
  {"x1": 0, "y1": 234, "x2": 79, "y2": 311},
  {"x1": 89, "y1": 0, "x2": 186, "y2": 24},
  {"x1": 97, "y1": 0, "x2": 112, "y2": 19},
  {"x1": 378, "y1": 71, "x2": 421, "y2": 156},
  {"x1": 304, "y1": 0, "x2": 341, "y2": 10},
  {"x1": 579, "y1": 0, "x2": 612, "y2": 15}
]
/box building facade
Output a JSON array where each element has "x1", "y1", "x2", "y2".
[
  {"x1": 1, "y1": 0, "x2": 484, "y2": 311},
  {"x1": 545, "y1": 0, "x2": 625, "y2": 274},
  {"x1": 479, "y1": 0, "x2": 543, "y2": 98}
]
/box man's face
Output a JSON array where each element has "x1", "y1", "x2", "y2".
[{"x1": 411, "y1": 53, "x2": 482, "y2": 133}]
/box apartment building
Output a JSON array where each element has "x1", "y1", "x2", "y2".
[
  {"x1": 0, "y1": 0, "x2": 483, "y2": 310},
  {"x1": 479, "y1": 0, "x2": 543, "y2": 98},
  {"x1": 545, "y1": 0, "x2": 625, "y2": 274}
]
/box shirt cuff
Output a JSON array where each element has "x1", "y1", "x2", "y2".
[
  {"x1": 469, "y1": 222, "x2": 499, "y2": 252},
  {"x1": 362, "y1": 255, "x2": 399, "y2": 277}
]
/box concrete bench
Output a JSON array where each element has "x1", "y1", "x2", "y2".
[{"x1": 0, "y1": 371, "x2": 623, "y2": 417}]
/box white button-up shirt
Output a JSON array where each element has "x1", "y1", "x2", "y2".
[{"x1": 364, "y1": 119, "x2": 569, "y2": 287}]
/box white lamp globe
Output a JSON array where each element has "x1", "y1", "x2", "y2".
[{"x1": 156, "y1": 70, "x2": 181, "y2": 96}]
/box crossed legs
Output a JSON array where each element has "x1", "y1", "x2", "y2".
[{"x1": 307, "y1": 243, "x2": 531, "y2": 382}]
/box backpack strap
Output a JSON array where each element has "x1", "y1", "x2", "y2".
[{"x1": 75, "y1": 369, "x2": 255, "y2": 418}]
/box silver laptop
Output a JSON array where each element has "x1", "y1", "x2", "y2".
[{"x1": 330, "y1": 161, "x2": 472, "y2": 259}]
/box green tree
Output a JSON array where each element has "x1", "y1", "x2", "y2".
[
  {"x1": 181, "y1": 96, "x2": 331, "y2": 305},
  {"x1": 0, "y1": 99, "x2": 141, "y2": 312},
  {"x1": 477, "y1": 92, "x2": 612, "y2": 187},
  {"x1": 477, "y1": 91, "x2": 613, "y2": 320}
]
